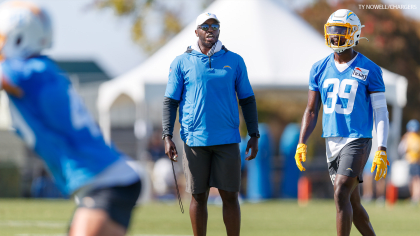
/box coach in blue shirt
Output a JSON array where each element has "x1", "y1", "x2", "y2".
[{"x1": 162, "y1": 12, "x2": 259, "y2": 236}]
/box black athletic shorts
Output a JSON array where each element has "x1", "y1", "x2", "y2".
[
  {"x1": 183, "y1": 143, "x2": 241, "y2": 194},
  {"x1": 77, "y1": 180, "x2": 141, "y2": 228},
  {"x1": 328, "y1": 138, "x2": 372, "y2": 185}
]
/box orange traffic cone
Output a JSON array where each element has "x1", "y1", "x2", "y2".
[
  {"x1": 386, "y1": 183, "x2": 398, "y2": 206},
  {"x1": 298, "y1": 176, "x2": 311, "y2": 206}
]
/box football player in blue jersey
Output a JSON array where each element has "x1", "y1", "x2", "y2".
[
  {"x1": 0, "y1": 1, "x2": 140, "y2": 235},
  {"x1": 295, "y1": 9, "x2": 389, "y2": 236}
]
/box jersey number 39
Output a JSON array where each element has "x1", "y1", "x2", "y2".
[{"x1": 323, "y1": 78, "x2": 358, "y2": 114}]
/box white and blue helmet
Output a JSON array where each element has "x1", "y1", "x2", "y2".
[
  {"x1": 0, "y1": 1, "x2": 52, "y2": 59},
  {"x1": 324, "y1": 9, "x2": 367, "y2": 53}
]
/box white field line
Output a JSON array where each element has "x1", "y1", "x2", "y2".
[
  {"x1": 14, "y1": 234, "x2": 192, "y2": 236},
  {"x1": 3, "y1": 220, "x2": 192, "y2": 236},
  {"x1": 0, "y1": 220, "x2": 66, "y2": 228},
  {"x1": 15, "y1": 234, "x2": 66, "y2": 236}
]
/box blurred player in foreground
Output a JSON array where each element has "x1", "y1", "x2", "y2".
[
  {"x1": 295, "y1": 9, "x2": 389, "y2": 236},
  {"x1": 0, "y1": 1, "x2": 140, "y2": 235},
  {"x1": 398, "y1": 119, "x2": 420, "y2": 204}
]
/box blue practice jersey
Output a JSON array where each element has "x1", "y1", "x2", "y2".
[
  {"x1": 1, "y1": 56, "x2": 121, "y2": 194},
  {"x1": 309, "y1": 53, "x2": 385, "y2": 138},
  {"x1": 165, "y1": 48, "x2": 254, "y2": 146}
]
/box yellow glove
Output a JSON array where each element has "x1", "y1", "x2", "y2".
[
  {"x1": 295, "y1": 143, "x2": 307, "y2": 171},
  {"x1": 371, "y1": 150, "x2": 390, "y2": 181}
]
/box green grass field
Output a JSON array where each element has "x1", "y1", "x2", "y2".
[{"x1": 0, "y1": 199, "x2": 419, "y2": 236}]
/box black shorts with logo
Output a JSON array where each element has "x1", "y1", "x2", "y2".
[
  {"x1": 183, "y1": 143, "x2": 241, "y2": 194},
  {"x1": 328, "y1": 138, "x2": 372, "y2": 185},
  {"x1": 76, "y1": 180, "x2": 141, "y2": 229}
]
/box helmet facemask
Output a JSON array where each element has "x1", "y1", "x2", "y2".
[{"x1": 324, "y1": 23, "x2": 360, "y2": 53}]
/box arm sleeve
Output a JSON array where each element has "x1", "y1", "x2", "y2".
[
  {"x1": 162, "y1": 97, "x2": 180, "y2": 137},
  {"x1": 239, "y1": 95, "x2": 259, "y2": 136},
  {"x1": 308, "y1": 65, "x2": 319, "y2": 91},
  {"x1": 368, "y1": 67, "x2": 386, "y2": 92},
  {"x1": 164, "y1": 58, "x2": 184, "y2": 100},
  {"x1": 371, "y1": 92, "x2": 389, "y2": 148},
  {"x1": 235, "y1": 56, "x2": 254, "y2": 99}
]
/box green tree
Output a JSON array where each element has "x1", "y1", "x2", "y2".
[
  {"x1": 299, "y1": 0, "x2": 420, "y2": 126},
  {"x1": 94, "y1": 0, "x2": 214, "y2": 54}
]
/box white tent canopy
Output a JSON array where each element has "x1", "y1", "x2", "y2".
[{"x1": 97, "y1": 0, "x2": 407, "y2": 156}]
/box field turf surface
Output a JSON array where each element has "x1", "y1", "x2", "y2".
[{"x1": 0, "y1": 199, "x2": 419, "y2": 236}]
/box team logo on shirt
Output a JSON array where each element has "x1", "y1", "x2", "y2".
[
  {"x1": 223, "y1": 65, "x2": 232, "y2": 69},
  {"x1": 351, "y1": 67, "x2": 369, "y2": 81},
  {"x1": 330, "y1": 174, "x2": 336, "y2": 185}
]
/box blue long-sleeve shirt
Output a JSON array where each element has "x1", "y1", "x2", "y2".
[{"x1": 164, "y1": 47, "x2": 255, "y2": 146}]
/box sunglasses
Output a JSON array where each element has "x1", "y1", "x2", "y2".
[{"x1": 198, "y1": 24, "x2": 220, "y2": 31}]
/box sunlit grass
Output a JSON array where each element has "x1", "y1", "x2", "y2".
[{"x1": 0, "y1": 199, "x2": 419, "y2": 235}]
